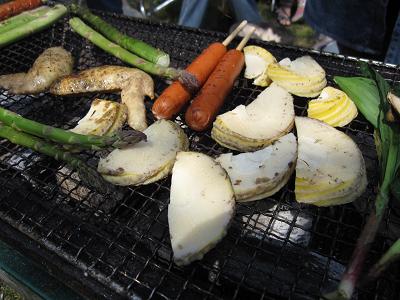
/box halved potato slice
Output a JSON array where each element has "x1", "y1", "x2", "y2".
[
  {"x1": 307, "y1": 87, "x2": 358, "y2": 127},
  {"x1": 216, "y1": 133, "x2": 297, "y2": 202},
  {"x1": 212, "y1": 83, "x2": 294, "y2": 152},
  {"x1": 98, "y1": 120, "x2": 188, "y2": 186},
  {"x1": 267, "y1": 56, "x2": 327, "y2": 97},
  {"x1": 294, "y1": 117, "x2": 367, "y2": 206},
  {"x1": 243, "y1": 45, "x2": 276, "y2": 86},
  {"x1": 168, "y1": 152, "x2": 235, "y2": 266},
  {"x1": 70, "y1": 99, "x2": 128, "y2": 136}
]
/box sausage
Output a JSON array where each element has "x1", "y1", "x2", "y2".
[
  {"x1": 0, "y1": 0, "x2": 42, "y2": 21},
  {"x1": 152, "y1": 42, "x2": 227, "y2": 120},
  {"x1": 184, "y1": 49, "x2": 245, "y2": 131}
]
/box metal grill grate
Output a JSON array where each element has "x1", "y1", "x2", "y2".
[{"x1": 0, "y1": 11, "x2": 400, "y2": 300}]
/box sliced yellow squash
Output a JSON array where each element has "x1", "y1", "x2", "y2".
[
  {"x1": 267, "y1": 56, "x2": 327, "y2": 97},
  {"x1": 307, "y1": 87, "x2": 358, "y2": 127}
]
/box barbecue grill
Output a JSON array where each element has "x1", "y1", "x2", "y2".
[{"x1": 0, "y1": 10, "x2": 399, "y2": 300}]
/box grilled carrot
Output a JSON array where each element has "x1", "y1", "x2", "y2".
[
  {"x1": 184, "y1": 29, "x2": 255, "y2": 132},
  {"x1": 151, "y1": 20, "x2": 247, "y2": 120},
  {"x1": 0, "y1": 0, "x2": 42, "y2": 21}
]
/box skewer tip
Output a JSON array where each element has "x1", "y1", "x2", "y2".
[{"x1": 236, "y1": 27, "x2": 256, "y2": 51}]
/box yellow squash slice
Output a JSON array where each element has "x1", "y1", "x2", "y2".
[
  {"x1": 307, "y1": 87, "x2": 358, "y2": 127},
  {"x1": 267, "y1": 56, "x2": 327, "y2": 97}
]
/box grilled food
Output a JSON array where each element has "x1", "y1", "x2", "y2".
[
  {"x1": 267, "y1": 56, "x2": 326, "y2": 97},
  {"x1": 70, "y1": 99, "x2": 127, "y2": 136},
  {"x1": 0, "y1": 46, "x2": 73, "y2": 94},
  {"x1": 243, "y1": 45, "x2": 276, "y2": 87},
  {"x1": 50, "y1": 65, "x2": 154, "y2": 131},
  {"x1": 307, "y1": 87, "x2": 358, "y2": 127},
  {"x1": 168, "y1": 151, "x2": 235, "y2": 266},
  {"x1": 216, "y1": 133, "x2": 297, "y2": 202},
  {"x1": 295, "y1": 117, "x2": 367, "y2": 206},
  {"x1": 98, "y1": 120, "x2": 188, "y2": 186},
  {"x1": 212, "y1": 83, "x2": 295, "y2": 152}
]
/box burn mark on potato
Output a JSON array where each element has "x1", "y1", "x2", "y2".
[
  {"x1": 103, "y1": 167, "x2": 125, "y2": 176},
  {"x1": 255, "y1": 177, "x2": 270, "y2": 184},
  {"x1": 234, "y1": 180, "x2": 242, "y2": 185}
]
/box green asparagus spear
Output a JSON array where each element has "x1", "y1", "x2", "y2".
[
  {"x1": 70, "y1": 4, "x2": 170, "y2": 67},
  {"x1": 0, "y1": 4, "x2": 67, "y2": 48},
  {"x1": 0, "y1": 123, "x2": 111, "y2": 194},
  {"x1": 0, "y1": 106, "x2": 146, "y2": 150},
  {"x1": 0, "y1": 5, "x2": 51, "y2": 35},
  {"x1": 69, "y1": 17, "x2": 199, "y2": 91}
]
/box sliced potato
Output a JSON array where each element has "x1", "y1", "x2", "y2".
[
  {"x1": 212, "y1": 83, "x2": 295, "y2": 152},
  {"x1": 307, "y1": 87, "x2": 358, "y2": 127},
  {"x1": 243, "y1": 45, "x2": 276, "y2": 86},
  {"x1": 267, "y1": 56, "x2": 327, "y2": 97},
  {"x1": 295, "y1": 117, "x2": 367, "y2": 206},
  {"x1": 168, "y1": 152, "x2": 235, "y2": 266},
  {"x1": 70, "y1": 99, "x2": 127, "y2": 136},
  {"x1": 98, "y1": 120, "x2": 188, "y2": 186},
  {"x1": 216, "y1": 133, "x2": 297, "y2": 202}
]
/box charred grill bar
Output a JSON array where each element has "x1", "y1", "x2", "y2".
[{"x1": 0, "y1": 11, "x2": 399, "y2": 300}]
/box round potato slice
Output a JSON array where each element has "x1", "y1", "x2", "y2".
[
  {"x1": 168, "y1": 152, "x2": 235, "y2": 266},
  {"x1": 212, "y1": 83, "x2": 294, "y2": 152},
  {"x1": 216, "y1": 133, "x2": 297, "y2": 202},
  {"x1": 295, "y1": 117, "x2": 367, "y2": 206},
  {"x1": 98, "y1": 120, "x2": 188, "y2": 186}
]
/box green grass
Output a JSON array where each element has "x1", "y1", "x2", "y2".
[{"x1": 0, "y1": 282, "x2": 21, "y2": 300}]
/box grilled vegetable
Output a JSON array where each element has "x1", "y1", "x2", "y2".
[
  {"x1": 307, "y1": 87, "x2": 358, "y2": 127},
  {"x1": 0, "y1": 47, "x2": 73, "y2": 94},
  {"x1": 0, "y1": 5, "x2": 49, "y2": 35},
  {"x1": 267, "y1": 56, "x2": 326, "y2": 97},
  {"x1": 0, "y1": 123, "x2": 110, "y2": 194},
  {"x1": 185, "y1": 30, "x2": 254, "y2": 131},
  {"x1": 216, "y1": 133, "x2": 297, "y2": 202},
  {"x1": 295, "y1": 116, "x2": 367, "y2": 206},
  {"x1": 70, "y1": 99, "x2": 127, "y2": 136},
  {"x1": 243, "y1": 45, "x2": 276, "y2": 86},
  {"x1": 70, "y1": 4, "x2": 169, "y2": 67},
  {"x1": 0, "y1": 0, "x2": 42, "y2": 21},
  {"x1": 50, "y1": 65, "x2": 154, "y2": 131},
  {"x1": 0, "y1": 106, "x2": 145, "y2": 150},
  {"x1": 121, "y1": 78, "x2": 151, "y2": 131},
  {"x1": 69, "y1": 17, "x2": 197, "y2": 91},
  {"x1": 0, "y1": 4, "x2": 67, "y2": 48},
  {"x1": 212, "y1": 83, "x2": 294, "y2": 152},
  {"x1": 151, "y1": 21, "x2": 247, "y2": 120},
  {"x1": 168, "y1": 151, "x2": 235, "y2": 266},
  {"x1": 98, "y1": 120, "x2": 188, "y2": 186},
  {"x1": 50, "y1": 65, "x2": 152, "y2": 96}
]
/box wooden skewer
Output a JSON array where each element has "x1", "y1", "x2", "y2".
[
  {"x1": 236, "y1": 27, "x2": 255, "y2": 51},
  {"x1": 222, "y1": 20, "x2": 248, "y2": 46}
]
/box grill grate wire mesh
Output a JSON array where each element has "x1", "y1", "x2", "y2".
[{"x1": 0, "y1": 11, "x2": 399, "y2": 300}]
